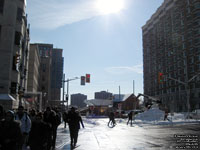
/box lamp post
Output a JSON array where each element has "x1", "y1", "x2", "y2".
[{"x1": 63, "y1": 77, "x2": 79, "y2": 110}]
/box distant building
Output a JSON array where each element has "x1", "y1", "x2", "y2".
[
  {"x1": 71, "y1": 93, "x2": 87, "y2": 108},
  {"x1": 37, "y1": 43, "x2": 53, "y2": 109},
  {"x1": 0, "y1": 0, "x2": 30, "y2": 110},
  {"x1": 27, "y1": 44, "x2": 41, "y2": 109},
  {"x1": 142, "y1": 0, "x2": 200, "y2": 112},
  {"x1": 84, "y1": 99, "x2": 113, "y2": 116},
  {"x1": 34, "y1": 43, "x2": 64, "y2": 108},
  {"x1": 113, "y1": 94, "x2": 139, "y2": 111},
  {"x1": 51, "y1": 48, "x2": 64, "y2": 101},
  {"x1": 95, "y1": 91, "x2": 113, "y2": 100}
]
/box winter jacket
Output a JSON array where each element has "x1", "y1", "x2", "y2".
[
  {"x1": 0, "y1": 120, "x2": 22, "y2": 150},
  {"x1": 15, "y1": 112, "x2": 31, "y2": 134}
]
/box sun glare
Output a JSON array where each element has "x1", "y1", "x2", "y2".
[{"x1": 95, "y1": 0, "x2": 124, "y2": 15}]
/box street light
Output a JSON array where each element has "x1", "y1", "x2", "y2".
[{"x1": 63, "y1": 76, "x2": 79, "y2": 110}]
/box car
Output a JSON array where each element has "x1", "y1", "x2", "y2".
[{"x1": 189, "y1": 109, "x2": 200, "y2": 119}]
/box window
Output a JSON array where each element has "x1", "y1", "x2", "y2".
[
  {"x1": 15, "y1": 31, "x2": 21, "y2": 45},
  {"x1": 194, "y1": 2, "x2": 200, "y2": 9},
  {"x1": 16, "y1": 8, "x2": 24, "y2": 21},
  {"x1": 0, "y1": 0, "x2": 4, "y2": 14},
  {"x1": 10, "y1": 82, "x2": 17, "y2": 94}
]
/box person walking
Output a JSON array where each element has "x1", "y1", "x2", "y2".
[
  {"x1": 63, "y1": 111, "x2": 68, "y2": 128},
  {"x1": 28, "y1": 112, "x2": 49, "y2": 150},
  {"x1": 15, "y1": 105, "x2": 31, "y2": 150},
  {"x1": 108, "y1": 111, "x2": 116, "y2": 127},
  {"x1": 127, "y1": 111, "x2": 133, "y2": 126},
  {"x1": 0, "y1": 110, "x2": 22, "y2": 150},
  {"x1": 67, "y1": 107, "x2": 84, "y2": 148},
  {"x1": 43, "y1": 107, "x2": 60, "y2": 150}
]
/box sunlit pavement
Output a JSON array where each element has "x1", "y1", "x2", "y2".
[{"x1": 56, "y1": 118, "x2": 200, "y2": 150}]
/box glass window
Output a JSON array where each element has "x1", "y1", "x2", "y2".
[
  {"x1": 15, "y1": 31, "x2": 21, "y2": 45},
  {"x1": 0, "y1": 0, "x2": 4, "y2": 14},
  {"x1": 17, "y1": 8, "x2": 24, "y2": 21},
  {"x1": 194, "y1": 2, "x2": 200, "y2": 9}
]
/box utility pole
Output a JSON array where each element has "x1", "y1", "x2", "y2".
[
  {"x1": 62, "y1": 74, "x2": 65, "y2": 102},
  {"x1": 133, "y1": 80, "x2": 135, "y2": 95}
]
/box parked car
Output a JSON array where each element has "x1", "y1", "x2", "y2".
[{"x1": 189, "y1": 109, "x2": 200, "y2": 119}]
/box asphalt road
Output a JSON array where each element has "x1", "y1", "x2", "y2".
[{"x1": 56, "y1": 118, "x2": 200, "y2": 150}]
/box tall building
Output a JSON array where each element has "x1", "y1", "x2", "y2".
[
  {"x1": 71, "y1": 93, "x2": 87, "y2": 108},
  {"x1": 142, "y1": 0, "x2": 200, "y2": 112},
  {"x1": 35, "y1": 43, "x2": 64, "y2": 108},
  {"x1": 95, "y1": 91, "x2": 113, "y2": 100},
  {"x1": 0, "y1": 0, "x2": 30, "y2": 110},
  {"x1": 37, "y1": 43, "x2": 53, "y2": 108},
  {"x1": 51, "y1": 48, "x2": 64, "y2": 101},
  {"x1": 27, "y1": 44, "x2": 41, "y2": 108}
]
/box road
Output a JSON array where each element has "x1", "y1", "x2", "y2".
[{"x1": 56, "y1": 118, "x2": 200, "y2": 150}]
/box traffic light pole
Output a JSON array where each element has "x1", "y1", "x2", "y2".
[
  {"x1": 166, "y1": 72, "x2": 200, "y2": 118},
  {"x1": 63, "y1": 77, "x2": 79, "y2": 110}
]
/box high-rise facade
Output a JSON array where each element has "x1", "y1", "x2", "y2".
[
  {"x1": 35, "y1": 43, "x2": 64, "y2": 108},
  {"x1": 0, "y1": 0, "x2": 30, "y2": 110},
  {"x1": 142, "y1": 0, "x2": 200, "y2": 112},
  {"x1": 51, "y1": 48, "x2": 64, "y2": 101}
]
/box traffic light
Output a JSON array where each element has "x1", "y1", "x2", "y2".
[
  {"x1": 86, "y1": 74, "x2": 90, "y2": 83},
  {"x1": 66, "y1": 95, "x2": 68, "y2": 101},
  {"x1": 15, "y1": 53, "x2": 20, "y2": 65},
  {"x1": 158, "y1": 72, "x2": 164, "y2": 83},
  {"x1": 80, "y1": 76, "x2": 85, "y2": 85}
]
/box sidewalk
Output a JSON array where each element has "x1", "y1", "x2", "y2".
[{"x1": 56, "y1": 120, "x2": 119, "y2": 150}]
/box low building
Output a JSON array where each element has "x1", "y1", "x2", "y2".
[
  {"x1": 84, "y1": 99, "x2": 113, "y2": 116},
  {"x1": 71, "y1": 93, "x2": 87, "y2": 108}
]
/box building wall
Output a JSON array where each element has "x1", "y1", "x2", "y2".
[
  {"x1": 51, "y1": 48, "x2": 63, "y2": 101},
  {"x1": 0, "y1": 0, "x2": 29, "y2": 110},
  {"x1": 95, "y1": 91, "x2": 113, "y2": 99},
  {"x1": 71, "y1": 93, "x2": 87, "y2": 108},
  {"x1": 27, "y1": 44, "x2": 40, "y2": 92},
  {"x1": 142, "y1": 0, "x2": 200, "y2": 112}
]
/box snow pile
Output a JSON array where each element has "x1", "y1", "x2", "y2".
[{"x1": 135, "y1": 107, "x2": 165, "y2": 121}]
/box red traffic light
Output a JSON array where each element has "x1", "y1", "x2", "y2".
[
  {"x1": 158, "y1": 72, "x2": 164, "y2": 83},
  {"x1": 86, "y1": 74, "x2": 90, "y2": 83}
]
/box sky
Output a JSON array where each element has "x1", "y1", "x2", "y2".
[{"x1": 26, "y1": 0, "x2": 164, "y2": 100}]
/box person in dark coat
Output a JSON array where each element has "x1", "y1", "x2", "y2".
[
  {"x1": 0, "y1": 105, "x2": 5, "y2": 121},
  {"x1": 63, "y1": 111, "x2": 68, "y2": 128},
  {"x1": 28, "y1": 112, "x2": 49, "y2": 150},
  {"x1": 127, "y1": 111, "x2": 133, "y2": 126},
  {"x1": 43, "y1": 107, "x2": 60, "y2": 150},
  {"x1": 0, "y1": 110, "x2": 22, "y2": 150},
  {"x1": 108, "y1": 111, "x2": 116, "y2": 127},
  {"x1": 67, "y1": 107, "x2": 84, "y2": 148}
]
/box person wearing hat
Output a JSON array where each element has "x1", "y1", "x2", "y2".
[
  {"x1": 67, "y1": 106, "x2": 84, "y2": 148},
  {"x1": 0, "y1": 110, "x2": 22, "y2": 150}
]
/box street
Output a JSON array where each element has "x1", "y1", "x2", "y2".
[{"x1": 56, "y1": 118, "x2": 200, "y2": 150}]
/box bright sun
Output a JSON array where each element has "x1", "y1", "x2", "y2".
[{"x1": 95, "y1": 0, "x2": 124, "y2": 15}]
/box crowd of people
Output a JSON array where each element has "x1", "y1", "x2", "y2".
[
  {"x1": 0, "y1": 104, "x2": 85, "y2": 150},
  {"x1": 0, "y1": 105, "x2": 61, "y2": 150}
]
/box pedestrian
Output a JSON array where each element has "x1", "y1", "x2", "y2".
[
  {"x1": 108, "y1": 111, "x2": 116, "y2": 127},
  {"x1": 0, "y1": 110, "x2": 22, "y2": 150},
  {"x1": 67, "y1": 107, "x2": 84, "y2": 148},
  {"x1": 127, "y1": 111, "x2": 133, "y2": 126},
  {"x1": 28, "y1": 109, "x2": 36, "y2": 122},
  {"x1": 15, "y1": 105, "x2": 32, "y2": 150},
  {"x1": 63, "y1": 111, "x2": 68, "y2": 128},
  {"x1": 164, "y1": 109, "x2": 170, "y2": 121},
  {"x1": 0, "y1": 104, "x2": 5, "y2": 121},
  {"x1": 28, "y1": 112, "x2": 49, "y2": 150},
  {"x1": 43, "y1": 107, "x2": 60, "y2": 150}
]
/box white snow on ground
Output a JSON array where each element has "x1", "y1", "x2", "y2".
[{"x1": 84, "y1": 105, "x2": 200, "y2": 126}]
